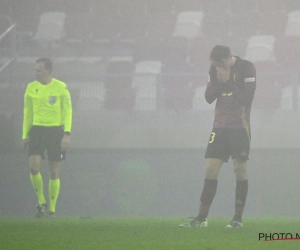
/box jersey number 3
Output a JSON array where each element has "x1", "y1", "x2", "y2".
[{"x1": 209, "y1": 132, "x2": 216, "y2": 143}]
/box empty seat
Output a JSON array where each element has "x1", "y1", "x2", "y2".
[
  {"x1": 173, "y1": 11, "x2": 204, "y2": 39},
  {"x1": 257, "y1": 11, "x2": 288, "y2": 38},
  {"x1": 161, "y1": 62, "x2": 196, "y2": 110},
  {"x1": 201, "y1": 11, "x2": 230, "y2": 41},
  {"x1": 252, "y1": 61, "x2": 281, "y2": 110},
  {"x1": 229, "y1": 12, "x2": 257, "y2": 40},
  {"x1": 256, "y1": 0, "x2": 286, "y2": 12},
  {"x1": 229, "y1": 0, "x2": 256, "y2": 14},
  {"x1": 104, "y1": 61, "x2": 136, "y2": 111},
  {"x1": 146, "y1": 0, "x2": 173, "y2": 13},
  {"x1": 285, "y1": 10, "x2": 300, "y2": 36},
  {"x1": 65, "y1": 12, "x2": 92, "y2": 43},
  {"x1": 34, "y1": 12, "x2": 66, "y2": 52},
  {"x1": 146, "y1": 11, "x2": 176, "y2": 41},
  {"x1": 133, "y1": 36, "x2": 164, "y2": 63},
  {"x1": 132, "y1": 61, "x2": 162, "y2": 111},
  {"x1": 244, "y1": 35, "x2": 276, "y2": 63},
  {"x1": 189, "y1": 36, "x2": 216, "y2": 72},
  {"x1": 161, "y1": 36, "x2": 189, "y2": 65},
  {"x1": 274, "y1": 36, "x2": 300, "y2": 74},
  {"x1": 90, "y1": 0, "x2": 120, "y2": 41},
  {"x1": 118, "y1": 0, "x2": 147, "y2": 39},
  {"x1": 173, "y1": 0, "x2": 203, "y2": 12}
]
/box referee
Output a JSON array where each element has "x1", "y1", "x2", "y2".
[{"x1": 21, "y1": 58, "x2": 72, "y2": 218}]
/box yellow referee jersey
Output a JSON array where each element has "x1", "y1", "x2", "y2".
[{"x1": 22, "y1": 78, "x2": 72, "y2": 139}]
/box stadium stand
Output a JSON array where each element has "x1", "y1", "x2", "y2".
[
  {"x1": 132, "y1": 60, "x2": 162, "y2": 111},
  {"x1": 104, "y1": 60, "x2": 135, "y2": 111},
  {"x1": 4, "y1": 0, "x2": 300, "y2": 112}
]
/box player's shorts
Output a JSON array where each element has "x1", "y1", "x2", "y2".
[
  {"x1": 28, "y1": 125, "x2": 66, "y2": 162},
  {"x1": 205, "y1": 128, "x2": 250, "y2": 162}
]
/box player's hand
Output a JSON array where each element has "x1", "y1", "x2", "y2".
[
  {"x1": 216, "y1": 66, "x2": 230, "y2": 83},
  {"x1": 20, "y1": 139, "x2": 28, "y2": 151},
  {"x1": 61, "y1": 134, "x2": 71, "y2": 151}
]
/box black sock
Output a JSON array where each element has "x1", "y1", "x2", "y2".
[
  {"x1": 234, "y1": 179, "x2": 248, "y2": 222},
  {"x1": 199, "y1": 178, "x2": 218, "y2": 218}
]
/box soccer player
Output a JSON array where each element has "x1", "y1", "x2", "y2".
[
  {"x1": 180, "y1": 45, "x2": 256, "y2": 228},
  {"x1": 21, "y1": 58, "x2": 72, "y2": 218}
]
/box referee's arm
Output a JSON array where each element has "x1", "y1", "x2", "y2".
[
  {"x1": 22, "y1": 90, "x2": 33, "y2": 140},
  {"x1": 62, "y1": 87, "x2": 72, "y2": 134}
]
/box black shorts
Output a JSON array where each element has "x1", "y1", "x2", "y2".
[
  {"x1": 205, "y1": 128, "x2": 250, "y2": 162},
  {"x1": 28, "y1": 126, "x2": 66, "y2": 161}
]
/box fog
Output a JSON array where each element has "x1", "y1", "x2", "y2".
[{"x1": 1, "y1": 0, "x2": 300, "y2": 218}]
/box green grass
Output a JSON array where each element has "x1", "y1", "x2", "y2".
[{"x1": 1, "y1": 217, "x2": 300, "y2": 250}]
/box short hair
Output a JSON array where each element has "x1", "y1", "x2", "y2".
[
  {"x1": 36, "y1": 57, "x2": 52, "y2": 73},
  {"x1": 210, "y1": 45, "x2": 231, "y2": 62}
]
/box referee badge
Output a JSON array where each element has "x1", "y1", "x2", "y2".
[{"x1": 48, "y1": 96, "x2": 57, "y2": 105}]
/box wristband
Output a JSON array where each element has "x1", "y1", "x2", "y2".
[{"x1": 64, "y1": 132, "x2": 71, "y2": 135}]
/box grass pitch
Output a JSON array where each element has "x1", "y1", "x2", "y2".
[{"x1": 1, "y1": 217, "x2": 299, "y2": 250}]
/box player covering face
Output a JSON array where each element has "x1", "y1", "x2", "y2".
[{"x1": 180, "y1": 45, "x2": 256, "y2": 228}]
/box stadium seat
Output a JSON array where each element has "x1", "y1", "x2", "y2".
[
  {"x1": 132, "y1": 61, "x2": 162, "y2": 111},
  {"x1": 285, "y1": 0, "x2": 300, "y2": 12},
  {"x1": 285, "y1": 10, "x2": 300, "y2": 36},
  {"x1": 118, "y1": 0, "x2": 147, "y2": 40},
  {"x1": 201, "y1": 11, "x2": 230, "y2": 41},
  {"x1": 256, "y1": 0, "x2": 286, "y2": 12},
  {"x1": 229, "y1": 12, "x2": 257, "y2": 40},
  {"x1": 252, "y1": 61, "x2": 281, "y2": 110},
  {"x1": 37, "y1": 0, "x2": 67, "y2": 13},
  {"x1": 244, "y1": 35, "x2": 276, "y2": 63},
  {"x1": 172, "y1": 0, "x2": 203, "y2": 12},
  {"x1": 133, "y1": 36, "x2": 164, "y2": 63},
  {"x1": 173, "y1": 11, "x2": 204, "y2": 39},
  {"x1": 202, "y1": 0, "x2": 230, "y2": 13},
  {"x1": 193, "y1": 85, "x2": 215, "y2": 110},
  {"x1": 64, "y1": 12, "x2": 93, "y2": 53},
  {"x1": 229, "y1": 0, "x2": 256, "y2": 14},
  {"x1": 161, "y1": 36, "x2": 189, "y2": 65},
  {"x1": 34, "y1": 12, "x2": 66, "y2": 52},
  {"x1": 256, "y1": 11, "x2": 288, "y2": 38},
  {"x1": 104, "y1": 61, "x2": 136, "y2": 111},
  {"x1": 90, "y1": 0, "x2": 120, "y2": 41},
  {"x1": 146, "y1": 11, "x2": 176, "y2": 41},
  {"x1": 161, "y1": 62, "x2": 196, "y2": 111},
  {"x1": 146, "y1": 0, "x2": 173, "y2": 13},
  {"x1": 274, "y1": 35, "x2": 300, "y2": 68},
  {"x1": 188, "y1": 36, "x2": 216, "y2": 72}
]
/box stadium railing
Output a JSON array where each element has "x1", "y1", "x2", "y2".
[{"x1": 0, "y1": 22, "x2": 18, "y2": 84}]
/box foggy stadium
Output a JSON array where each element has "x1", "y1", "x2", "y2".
[{"x1": 1, "y1": 0, "x2": 300, "y2": 249}]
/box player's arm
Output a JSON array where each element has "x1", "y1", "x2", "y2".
[
  {"x1": 232, "y1": 62, "x2": 256, "y2": 105},
  {"x1": 22, "y1": 87, "x2": 33, "y2": 140},
  {"x1": 205, "y1": 66, "x2": 224, "y2": 104}
]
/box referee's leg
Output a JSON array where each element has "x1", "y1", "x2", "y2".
[
  {"x1": 48, "y1": 161, "x2": 61, "y2": 215},
  {"x1": 29, "y1": 155, "x2": 47, "y2": 208}
]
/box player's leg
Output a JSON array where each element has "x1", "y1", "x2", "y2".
[
  {"x1": 179, "y1": 129, "x2": 228, "y2": 227},
  {"x1": 197, "y1": 158, "x2": 223, "y2": 220},
  {"x1": 231, "y1": 159, "x2": 248, "y2": 224},
  {"x1": 226, "y1": 128, "x2": 250, "y2": 228}
]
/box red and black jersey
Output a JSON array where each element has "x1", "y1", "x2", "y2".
[{"x1": 205, "y1": 56, "x2": 256, "y2": 130}]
